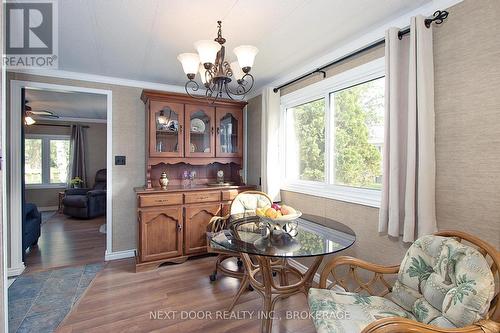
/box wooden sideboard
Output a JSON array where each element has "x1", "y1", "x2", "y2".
[
  {"x1": 136, "y1": 90, "x2": 253, "y2": 271},
  {"x1": 135, "y1": 185, "x2": 254, "y2": 272}
]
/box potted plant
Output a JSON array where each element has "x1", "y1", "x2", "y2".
[{"x1": 70, "y1": 177, "x2": 84, "y2": 189}]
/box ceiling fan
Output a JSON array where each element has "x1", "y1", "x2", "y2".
[{"x1": 24, "y1": 100, "x2": 60, "y2": 125}]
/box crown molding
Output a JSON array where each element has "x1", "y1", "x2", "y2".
[{"x1": 8, "y1": 68, "x2": 190, "y2": 94}]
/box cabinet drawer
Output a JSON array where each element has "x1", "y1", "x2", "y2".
[
  {"x1": 184, "y1": 191, "x2": 221, "y2": 204},
  {"x1": 139, "y1": 193, "x2": 183, "y2": 207},
  {"x1": 221, "y1": 189, "x2": 240, "y2": 201}
]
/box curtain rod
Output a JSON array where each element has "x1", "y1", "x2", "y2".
[
  {"x1": 273, "y1": 10, "x2": 449, "y2": 93},
  {"x1": 32, "y1": 123, "x2": 89, "y2": 128}
]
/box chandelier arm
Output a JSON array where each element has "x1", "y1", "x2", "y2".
[
  {"x1": 204, "y1": 82, "x2": 220, "y2": 104},
  {"x1": 184, "y1": 80, "x2": 206, "y2": 100},
  {"x1": 241, "y1": 73, "x2": 255, "y2": 92},
  {"x1": 223, "y1": 82, "x2": 236, "y2": 100},
  {"x1": 225, "y1": 81, "x2": 244, "y2": 98},
  {"x1": 226, "y1": 73, "x2": 255, "y2": 96}
]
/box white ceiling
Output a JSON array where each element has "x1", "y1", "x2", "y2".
[
  {"x1": 57, "y1": 0, "x2": 432, "y2": 91},
  {"x1": 25, "y1": 88, "x2": 107, "y2": 120}
]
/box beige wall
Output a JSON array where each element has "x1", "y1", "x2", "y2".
[
  {"x1": 7, "y1": 72, "x2": 145, "y2": 252},
  {"x1": 24, "y1": 122, "x2": 107, "y2": 208},
  {"x1": 248, "y1": 0, "x2": 500, "y2": 269}
]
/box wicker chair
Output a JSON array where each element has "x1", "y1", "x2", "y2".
[
  {"x1": 206, "y1": 191, "x2": 273, "y2": 282},
  {"x1": 309, "y1": 230, "x2": 500, "y2": 333}
]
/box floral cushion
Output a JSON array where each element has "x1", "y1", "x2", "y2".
[
  {"x1": 308, "y1": 289, "x2": 414, "y2": 333},
  {"x1": 230, "y1": 193, "x2": 272, "y2": 215},
  {"x1": 390, "y1": 235, "x2": 495, "y2": 328}
]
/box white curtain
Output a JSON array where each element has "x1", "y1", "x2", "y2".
[
  {"x1": 261, "y1": 87, "x2": 281, "y2": 202},
  {"x1": 378, "y1": 15, "x2": 437, "y2": 242}
]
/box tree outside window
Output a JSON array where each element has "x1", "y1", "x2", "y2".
[
  {"x1": 284, "y1": 77, "x2": 384, "y2": 190},
  {"x1": 25, "y1": 135, "x2": 70, "y2": 186}
]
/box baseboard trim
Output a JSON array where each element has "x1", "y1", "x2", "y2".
[
  {"x1": 105, "y1": 249, "x2": 136, "y2": 261},
  {"x1": 38, "y1": 206, "x2": 58, "y2": 212},
  {"x1": 8, "y1": 277, "x2": 16, "y2": 287},
  {"x1": 8, "y1": 264, "x2": 26, "y2": 277}
]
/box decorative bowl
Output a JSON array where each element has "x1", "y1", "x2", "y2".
[{"x1": 259, "y1": 211, "x2": 302, "y2": 226}]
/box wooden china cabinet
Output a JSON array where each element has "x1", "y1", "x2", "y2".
[{"x1": 135, "y1": 90, "x2": 253, "y2": 272}]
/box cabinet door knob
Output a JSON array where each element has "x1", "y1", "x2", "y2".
[
  {"x1": 177, "y1": 223, "x2": 182, "y2": 231},
  {"x1": 179, "y1": 124, "x2": 183, "y2": 133},
  {"x1": 216, "y1": 127, "x2": 220, "y2": 135},
  {"x1": 211, "y1": 126, "x2": 214, "y2": 134}
]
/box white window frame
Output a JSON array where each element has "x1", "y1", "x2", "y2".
[
  {"x1": 280, "y1": 58, "x2": 385, "y2": 208},
  {"x1": 25, "y1": 134, "x2": 71, "y2": 189}
]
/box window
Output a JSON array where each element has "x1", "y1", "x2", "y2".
[
  {"x1": 285, "y1": 99, "x2": 325, "y2": 182},
  {"x1": 25, "y1": 138, "x2": 43, "y2": 184},
  {"x1": 25, "y1": 135, "x2": 70, "y2": 187},
  {"x1": 281, "y1": 59, "x2": 385, "y2": 207},
  {"x1": 332, "y1": 78, "x2": 384, "y2": 189}
]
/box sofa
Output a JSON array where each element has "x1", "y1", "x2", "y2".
[
  {"x1": 23, "y1": 203, "x2": 41, "y2": 253},
  {"x1": 63, "y1": 169, "x2": 106, "y2": 219}
]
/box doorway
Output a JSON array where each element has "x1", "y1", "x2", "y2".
[
  {"x1": 8, "y1": 81, "x2": 113, "y2": 276},
  {"x1": 23, "y1": 87, "x2": 108, "y2": 272}
]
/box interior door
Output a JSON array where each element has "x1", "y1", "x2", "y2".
[
  {"x1": 215, "y1": 107, "x2": 243, "y2": 157},
  {"x1": 139, "y1": 208, "x2": 183, "y2": 262},
  {"x1": 184, "y1": 203, "x2": 221, "y2": 255},
  {"x1": 185, "y1": 104, "x2": 215, "y2": 157}
]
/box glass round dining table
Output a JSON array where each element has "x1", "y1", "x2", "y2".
[{"x1": 210, "y1": 213, "x2": 356, "y2": 333}]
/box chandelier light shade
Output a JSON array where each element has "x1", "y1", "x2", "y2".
[
  {"x1": 230, "y1": 61, "x2": 245, "y2": 81},
  {"x1": 177, "y1": 53, "x2": 200, "y2": 78},
  {"x1": 233, "y1": 45, "x2": 259, "y2": 71},
  {"x1": 177, "y1": 21, "x2": 258, "y2": 103},
  {"x1": 199, "y1": 64, "x2": 208, "y2": 84},
  {"x1": 194, "y1": 40, "x2": 220, "y2": 66}
]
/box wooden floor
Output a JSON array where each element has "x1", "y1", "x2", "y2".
[
  {"x1": 24, "y1": 213, "x2": 106, "y2": 273},
  {"x1": 58, "y1": 257, "x2": 316, "y2": 333}
]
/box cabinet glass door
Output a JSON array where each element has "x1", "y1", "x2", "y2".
[
  {"x1": 216, "y1": 107, "x2": 243, "y2": 157},
  {"x1": 185, "y1": 105, "x2": 215, "y2": 157},
  {"x1": 150, "y1": 102, "x2": 184, "y2": 157}
]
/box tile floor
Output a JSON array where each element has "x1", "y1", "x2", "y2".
[{"x1": 8, "y1": 263, "x2": 104, "y2": 333}]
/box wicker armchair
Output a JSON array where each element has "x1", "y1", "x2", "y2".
[
  {"x1": 206, "y1": 191, "x2": 273, "y2": 282},
  {"x1": 309, "y1": 230, "x2": 500, "y2": 333}
]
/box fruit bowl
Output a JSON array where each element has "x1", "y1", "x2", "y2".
[{"x1": 259, "y1": 211, "x2": 302, "y2": 224}]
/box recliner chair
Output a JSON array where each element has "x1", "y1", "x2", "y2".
[{"x1": 63, "y1": 169, "x2": 106, "y2": 219}]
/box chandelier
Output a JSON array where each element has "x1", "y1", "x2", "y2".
[{"x1": 177, "y1": 21, "x2": 258, "y2": 103}]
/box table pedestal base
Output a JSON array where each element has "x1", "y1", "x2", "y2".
[{"x1": 232, "y1": 254, "x2": 324, "y2": 333}]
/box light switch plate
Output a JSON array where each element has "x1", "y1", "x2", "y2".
[{"x1": 115, "y1": 156, "x2": 126, "y2": 165}]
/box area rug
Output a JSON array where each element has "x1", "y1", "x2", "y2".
[{"x1": 8, "y1": 263, "x2": 104, "y2": 333}]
